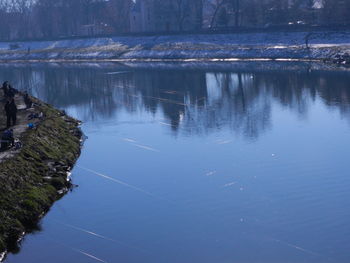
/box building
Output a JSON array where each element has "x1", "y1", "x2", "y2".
[{"x1": 130, "y1": 0, "x2": 203, "y2": 33}]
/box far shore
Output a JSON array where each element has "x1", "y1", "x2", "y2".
[
  {"x1": 0, "y1": 57, "x2": 325, "y2": 63},
  {"x1": 0, "y1": 31, "x2": 350, "y2": 64}
]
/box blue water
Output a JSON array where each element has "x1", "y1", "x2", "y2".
[{"x1": 1, "y1": 65, "x2": 350, "y2": 263}]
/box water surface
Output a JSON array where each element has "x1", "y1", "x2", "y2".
[{"x1": 1, "y1": 64, "x2": 350, "y2": 263}]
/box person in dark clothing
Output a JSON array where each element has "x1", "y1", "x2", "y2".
[
  {"x1": 1, "y1": 129, "x2": 14, "y2": 150},
  {"x1": 8, "y1": 84, "x2": 17, "y2": 98},
  {"x1": 2, "y1": 81, "x2": 10, "y2": 98},
  {"x1": 2, "y1": 81, "x2": 17, "y2": 99},
  {"x1": 23, "y1": 92, "x2": 33, "y2": 109},
  {"x1": 4, "y1": 98, "x2": 17, "y2": 127},
  {"x1": 7, "y1": 87, "x2": 16, "y2": 98}
]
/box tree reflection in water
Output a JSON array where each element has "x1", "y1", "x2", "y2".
[{"x1": 1, "y1": 66, "x2": 350, "y2": 140}]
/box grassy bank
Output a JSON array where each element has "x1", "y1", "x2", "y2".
[{"x1": 0, "y1": 97, "x2": 82, "y2": 258}]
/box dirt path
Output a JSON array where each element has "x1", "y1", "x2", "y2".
[{"x1": 0, "y1": 91, "x2": 41, "y2": 162}]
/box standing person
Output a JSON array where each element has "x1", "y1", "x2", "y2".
[
  {"x1": 1, "y1": 81, "x2": 16, "y2": 99},
  {"x1": 7, "y1": 83, "x2": 17, "y2": 99},
  {"x1": 23, "y1": 92, "x2": 33, "y2": 109},
  {"x1": 4, "y1": 98, "x2": 17, "y2": 128},
  {"x1": 1, "y1": 81, "x2": 10, "y2": 98}
]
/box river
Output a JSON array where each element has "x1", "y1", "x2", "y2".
[{"x1": 1, "y1": 63, "x2": 350, "y2": 263}]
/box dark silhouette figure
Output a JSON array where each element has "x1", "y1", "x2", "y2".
[
  {"x1": 305, "y1": 32, "x2": 313, "y2": 50},
  {"x1": 24, "y1": 93, "x2": 33, "y2": 109},
  {"x1": 2, "y1": 81, "x2": 17, "y2": 99},
  {"x1": 1, "y1": 81, "x2": 10, "y2": 98},
  {"x1": 1, "y1": 129, "x2": 14, "y2": 151},
  {"x1": 5, "y1": 98, "x2": 17, "y2": 127}
]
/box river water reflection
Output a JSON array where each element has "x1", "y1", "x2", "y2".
[{"x1": 2, "y1": 64, "x2": 350, "y2": 263}]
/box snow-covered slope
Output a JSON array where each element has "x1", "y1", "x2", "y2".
[{"x1": 0, "y1": 31, "x2": 350, "y2": 61}]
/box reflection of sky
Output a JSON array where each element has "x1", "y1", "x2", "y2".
[
  {"x1": 1, "y1": 67, "x2": 350, "y2": 140},
  {"x1": 206, "y1": 73, "x2": 223, "y2": 103},
  {"x1": 206, "y1": 73, "x2": 255, "y2": 103},
  {"x1": 3, "y1": 65, "x2": 350, "y2": 263}
]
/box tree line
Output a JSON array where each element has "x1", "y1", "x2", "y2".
[
  {"x1": 206, "y1": 0, "x2": 350, "y2": 28},
  {"x1": 0, "y1": 0, "x2": 349, "y2": 41},
  {"x1": 0, "y1": 0, "x2": 132, "y2": 40}
]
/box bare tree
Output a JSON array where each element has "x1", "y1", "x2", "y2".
[
  {"x1": 106, "y1": 0, "x2": 133, "y2": 33},
  {"x1": 229, "y1": 0, "x2": 240, "y2": 27},
  {"x1": 1, "y1": 0, "x2": 350, "y2": 41},
  {"x1": 209, "y1": 0, "x2": 227, "y2": 28},
  {"x1": 173, "y1": 0, "x2": 188, "y2": 31}
]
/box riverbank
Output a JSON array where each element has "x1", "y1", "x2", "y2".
[
  {"x1": 0, "y1": 31, "x2": 350, "y2": 63},
  {"x1": 0, "y1": 92, "x2": 82, "y2": 261}
]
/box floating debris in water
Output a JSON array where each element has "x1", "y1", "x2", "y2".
[
  {"x1": 224, "y1": 182, "x2": 236, "y2": 187},
  {"x1": 217, "y1": 140, "x2": 233, "y2": 145},
  {"x1": 123, "y1": 138, "x2": 137, "y2": 143},
  {"x1": 132, "y1": 143, "x2": 160, "y2": 152},
  {"x1": 205, "y1": 171, "x2": 217, "y2": 176}
]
